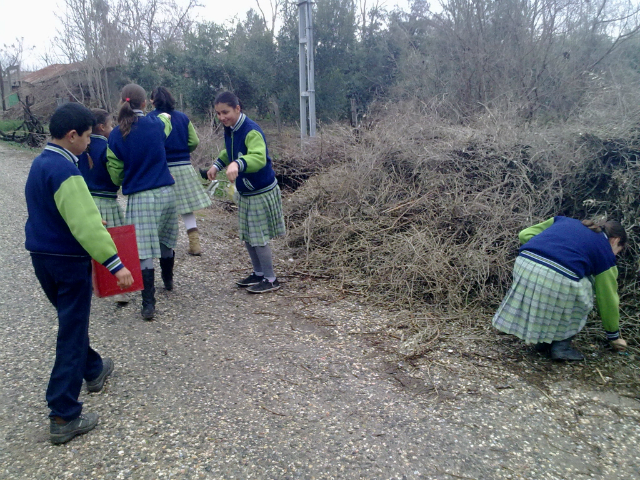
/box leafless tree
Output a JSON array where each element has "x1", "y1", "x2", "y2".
[
  {"x1": 357, "y1": 0, "x2": 384, "y2": 38},
  {"x1": 0, "y1": 38, "x2": 26, "y2": 111},
  {"x1": 117, "y1": 0, "x2": 201, "y2": 58},
  {"x1": 55, "y1": 0, "x2": 131, "y2": 108},
  {"x1": 399, "y1": 0, "x2": 640, "y2": 119},
  {"x1": 252, "y1": 0, "x2": 284, "y2": 36},
  {"x1": 53, "y1": 0, "x2": 200, "y2": 109}
]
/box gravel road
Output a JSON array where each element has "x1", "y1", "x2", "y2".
[{"x1": 0, "y1": 142, "x2": 639, "y2": 480}]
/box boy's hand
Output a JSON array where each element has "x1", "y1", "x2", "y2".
[
  {"x1": 115, "y1": 267, "x2": 134, "y2": 288},
  {"x1": 610, "y1": 338, "x2": 627, "y2": 351},
  {"x1": 159, "y1": 112, "x2": 171, "y2": 120}
]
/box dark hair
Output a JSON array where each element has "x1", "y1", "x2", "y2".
[
  {"x1": 91, "y1": 108, "x2": 110, "y2": 131},
  {"x1": 582, "y1": 219, "x2": 627, "y2": 247},
  {"x1": 84, "y1": 109, "x2": 110, "y2": 169},
  {"x1": 49, "y1": 102, "x2": 95, "y2": 139},
  {"x1": 150, "y1": 86, "x2": 175, "y2": 112},
  {"x1": 214, "y1": 91, "x2": 241, "y2": 110},
  {"x1": 117, "y1": 83, "x2": 146, "y2": 139}
]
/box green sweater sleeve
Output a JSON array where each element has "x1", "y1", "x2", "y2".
[
  {"x1": 158, "y1": 114, "x2": 172, "y2": 137},
  {"x1": 187, "y1": 122, "x2": 200, "y2": 152},
  {"x1": 53, "y1": 176, "x2": 120, "y2": 268},
  {"x1": 106, "y1": 147, "x2": 124, "y2": 186},
  {"x1": 519, "y1": 217, "x2": 555, "y2": 244},
  {"x1": 212, "y1": 149, "x2": 229, "y2": 171},
  {"x1": 593, "y1": 266, "x2": 620, "y2": 336},
  {"x1": 235, "y1": 130, "x2": 267, "y2": 173}
]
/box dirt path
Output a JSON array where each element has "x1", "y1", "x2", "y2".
[{"x1": 0, "y1": 142, "x2": 638, "y2": 479}]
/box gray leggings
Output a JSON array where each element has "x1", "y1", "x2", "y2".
[
  {"x1": 245, "y1": 242, "x2": 274, "y2": 279},
  {"x1": 140, "y1": 244, "x2": 174, "y2": 270}
]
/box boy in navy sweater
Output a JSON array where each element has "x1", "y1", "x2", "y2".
[{"x1": 25, "y1": 102, "x2": 134, "y2": 444}]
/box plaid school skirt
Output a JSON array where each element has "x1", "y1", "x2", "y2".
[
  {"x1": 168, "y1": 164, "x2": 211, "y2": 215},
  {"x1": 492, "y1": 255, "x2": 594, "y2": 344},
  {"x1": 92, "y1": 196, "x2": 125, "y2": 228},
  {"x1": 236, "y1": 185, "x2": 286, "y2": 247},
  {"x1": 125, "y1": 186, "x2": 179, "y2": 259}
]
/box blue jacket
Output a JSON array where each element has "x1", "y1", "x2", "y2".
[
  {"x1": 77, "y1": 135, "x2": 119, "y2": 198},
  {"x1": 519, "y1": 216, "x2": 616, "y2": 280},
  {"x1": 148, "y1": 109, "x2": 200, "y2": 167},
  {"x1": 25, "y1": 143, "x2": 123, "y2": 273},
  {"x1": 212, "y1": 113, "x2": 277, "y2": 196},
  {"x1": 106, "y1": 111, "x2": 174, "y2": 195}
]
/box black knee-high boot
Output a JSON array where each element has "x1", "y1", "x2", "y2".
[
  {"x1": 141, "y1": 269, "x2": 156, "y2": 320},
  {"x1": 159, "y1": 254, "x2": 174, "y2": 291}
]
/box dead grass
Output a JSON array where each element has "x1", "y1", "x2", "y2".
[{"x1": 280, "y1": 100, "x2": 640, "y2": 357}]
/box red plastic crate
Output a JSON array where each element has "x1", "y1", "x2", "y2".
[{"x1": 92, "y1": 224, "x2": 143, "y2": 297}]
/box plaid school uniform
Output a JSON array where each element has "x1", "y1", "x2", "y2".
[
  {"x1": 236, "y1": 185, "x2": 286, "y2": 247},
  {"x1": 168, "y1": 164, "x2": 211, "y2": 214},
  {"x1": 492, "y1": 255, "x2": 593, "y2": 344},
  {"x1": 93, "y1": 196, "x2": 125, "y2": 228},
  {"x1": 125, "y1": 186, "x2": 179, "y2": 259}
]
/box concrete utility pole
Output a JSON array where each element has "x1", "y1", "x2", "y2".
[
  {"x1": 0, "y1": 63, "x2": 6, "y2": 112},
  {"x1": 298, "y1": 0, "x2": 316, "y2": 139}
]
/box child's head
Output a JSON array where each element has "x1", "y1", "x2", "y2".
[
  {"x1": 582, "y1": 219, "x2": 627, "y2": 255},
  {"x1": 91, "y1": 108, "x2": 113, "y2": 138},
  {"x1": 604, "y1": 220, "x2": 627, "y2": 255},
  {"x1": 117, "y1": 84, "x2": 147, "y2": 138},
  {"x1": 49, "y1": 103, "x2": 95, "y2": 155},
  {"x1": 150, "y1": 87, "x2": 176, "y2": 112},
  {"x1": 120, "y1": 83, "x2": 146, "y2": 109},
  {"x1": 214, "y1": 91, "x2": 242, "y2": 128},
  {"x1": 50, "y1": 103, "x2": 95, "y2": 140}
]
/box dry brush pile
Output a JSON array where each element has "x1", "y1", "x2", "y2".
[{"x1": 280, "y1": 101, "x2": 640, "y2": 356}]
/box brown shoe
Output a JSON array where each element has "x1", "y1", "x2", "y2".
[{"x1": 187, "y1": 228, "x2": 202, "y2": 256}]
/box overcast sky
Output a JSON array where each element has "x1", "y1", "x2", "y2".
[{"x1": 1, "y1": 0, "x2": 410, "y2": 70}]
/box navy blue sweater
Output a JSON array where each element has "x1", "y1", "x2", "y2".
[
  {"x1": 25, "y1": 144, "x2": 122, "y2": 273},
  {"x1": 517, "y1": 216, "x2": 620, "y2": 337},
  {"x1": 519, "y1": 216, "x2": 616, "y2": 280},
  {"x1": 77, "y1": 135, "x2": 119, "y2": 198},
  {"x1": 107, "y1": 112, "x2": 174, "y2": 195},
  {"x1": 148, "y1": 109, "x2": 199, "y2": 167},
  {"x1": 212, "y1": 113, "x2": 277, "y2": 196}
]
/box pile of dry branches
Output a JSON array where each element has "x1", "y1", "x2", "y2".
[{"x1": 282, "y1": 101, "x2": 640, "y2": 356}]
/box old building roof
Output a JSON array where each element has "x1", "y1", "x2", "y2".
[{"x1": 21, "y1": 63, "x2": 83, "y2": 85}]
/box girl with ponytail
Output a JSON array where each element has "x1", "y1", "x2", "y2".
[
  {"x1": 107, "y1": 83, "x2": 179, "y2": 320},
  {"x1": 493, "y1": 216, "x2": 628, "y2": 360},
  {"x1": 149, "y1": 86, "x2": 211, "y2": 256}
]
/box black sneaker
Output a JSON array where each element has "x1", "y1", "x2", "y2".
[
  {"x1": 533, "y1": 343, "x2": 551, "y2": 354},
  {"x1": 550, "y1": 339, "x2": 585, "y2": 361},
  {"x1": 50, "y1": 412, "x2": 99, "y2": 444},
  {"x1": 86, "y1": 358, "x2": 114, "y2": 393},
  {"x1": 236, "y1": 273, "x2": 264, "y2": 287},
  {"x1": 247, "y1": 279, "x2": 281, "y2": 294}
]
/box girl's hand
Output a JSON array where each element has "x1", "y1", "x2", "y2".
[
  {"x1": 226, "y1": 161, "x2": 239, "y2": 182},
  {"x1": 610, "y1": 338, "x2": 627, "y2": 351},
  {"x1": 207, "y1": 166, "x2": 219, "y2": 181},
  {"x1": 159, "y1": 112, "x2": 171, "y2": 120}
]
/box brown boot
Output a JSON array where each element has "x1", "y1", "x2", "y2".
[{"x1": 187, "y1": 228, "x2": 202, "y2": 256}]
